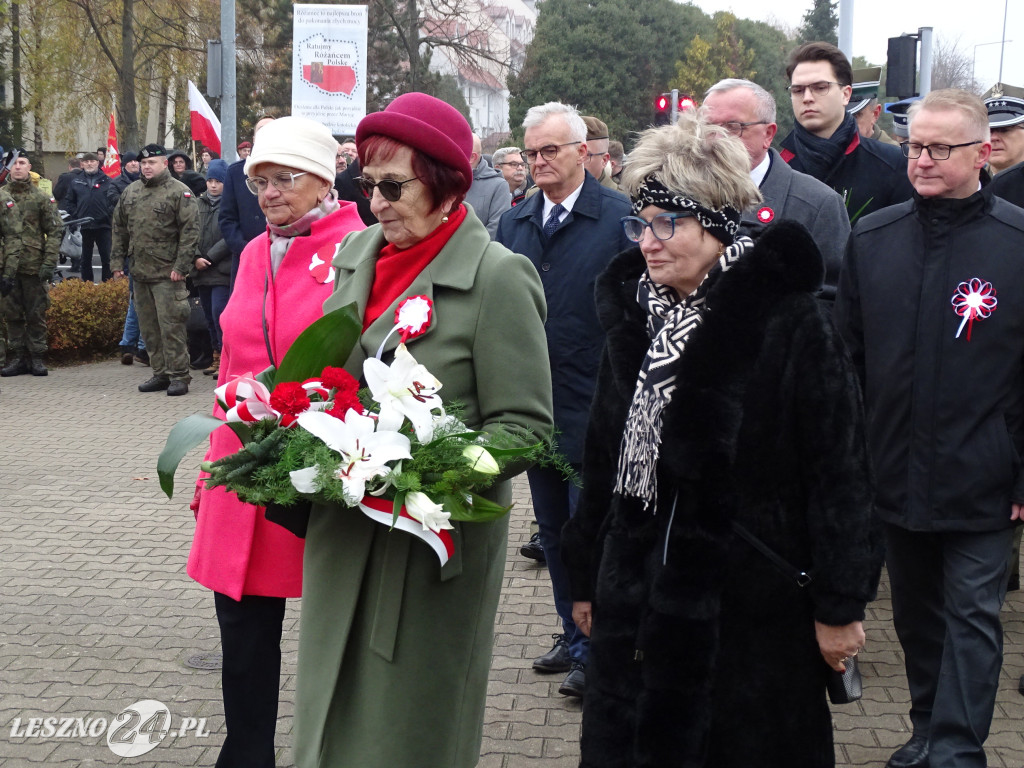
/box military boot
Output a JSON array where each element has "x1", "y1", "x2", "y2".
[
  {"x1": 30, "y1": 357, "x2": 48, "y2": 376},
  {"x1": 0, "y1": 355, "x2": 30, "y2": 377},
  {"x1": 166, "y1": 379, "x2": 189, "y2": 396},
  {"x1": 138, "y1": 376, "x2": 170, "y2": 392}
]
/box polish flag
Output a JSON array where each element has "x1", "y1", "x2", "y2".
[
  {"x1": 102, "y1": 113, "x2": 121, "y2": 178},
  {"x1": 188, "y1": 80, "x2": 221, "y2": 155}
]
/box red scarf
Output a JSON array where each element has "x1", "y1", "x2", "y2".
[{"x1": 363, "y1": 205, "x2": 466, "y2": 330}]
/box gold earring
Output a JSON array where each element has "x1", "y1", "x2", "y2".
[{"x1": 441, "y1": 213, "x2": 449, "y2": 223}]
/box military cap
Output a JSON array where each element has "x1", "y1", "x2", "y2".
[
  {"x1": 885, "y1": 97, "x2": 920, "y2": 140},
  {"x1": 847, "y1": 67, "x2": 882, "y2": 115},
  {"x1": 139, "y1": 144, "x2": 167, "y2": 158},
  {"x1": 984, "y1": 84, "x2": 1024, "y2": 128},
  {"x1": 581, "y1": 116, "x2": 609, "y2": 142}
]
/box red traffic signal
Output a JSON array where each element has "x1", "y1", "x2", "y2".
[
  {"x1": 678, "y1": 95, "x2": 696, "y2": 111},
  {"x1": 655, "y1": 94, "x2": 670, "y2": 111}
]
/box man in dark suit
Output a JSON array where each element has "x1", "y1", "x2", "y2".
[
  {"x1": 496, "y1": 101, "x2": 631, "y2": 698},
  {"x1": 703, "y1": 78, "x2": 850, "y2": 300}
]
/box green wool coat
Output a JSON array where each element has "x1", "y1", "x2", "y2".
[{"x1": 293, "y1": 207, "x2": 554, "y2": 768}]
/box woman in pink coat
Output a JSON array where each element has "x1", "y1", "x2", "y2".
[{"x1": 187, "y1": 116, "x2": 365, "y2": 768}]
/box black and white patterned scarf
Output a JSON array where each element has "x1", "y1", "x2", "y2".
[{"x1": 613, "y1": 210, "x2": 753, "y2": 509}]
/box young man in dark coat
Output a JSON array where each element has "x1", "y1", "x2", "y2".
[
  {"x1": 219, "y1": 117, "x2": 274, "y2": 289},
  {"x1": 835, "y1": 89, "x2": 1024, "y2": 768},
  {"x1": 495, "y1": 101, "x2": 631, "y2": 698},
  {"x1": 61, "y1": 152, "x2": 119, "y2": 281},
  {"x1": 779, "y1": 42, "x2": 913, "y2": 222}
]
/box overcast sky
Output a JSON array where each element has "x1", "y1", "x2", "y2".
[{"x1": 689, "y1": 0, "x2": 1021, "y2": 94}]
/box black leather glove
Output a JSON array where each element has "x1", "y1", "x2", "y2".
[{"x1": 0, "y1": 276, "x2": 15, "y2": 297}]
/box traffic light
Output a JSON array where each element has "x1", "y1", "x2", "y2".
[
  {"x1": 678, "y1": 94, "x2": 696, "y2": 111},
  {"x1": 887, "y1": 36, "x2": 918, "y2": 100},
  {"x1": 655, "y1": 93, "x2": 671, "y2": 125}
]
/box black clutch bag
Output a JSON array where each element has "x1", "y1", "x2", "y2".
[{"x1": 826, "y1": 656, "x2": 863, "y2": 704}]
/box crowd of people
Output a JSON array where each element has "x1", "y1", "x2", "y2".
[{"x1": 4, "y1": 35, "x2": 1024, "y2": 768}]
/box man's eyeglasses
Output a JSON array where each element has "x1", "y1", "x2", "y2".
[
  {"x1": 787, "y1": 81, "x2": 844, "y2": 97},
  {"x1": 496, "y1": 161, "x2": 526, "y2": 169},
  {"x1": 710, "y1": 120, "x2": 770, "y2": 137},
  {"x1": 621, "y1": 212, "x2": 695, "y2": 242},
  {"x1": 523, "y1": 142, "x2": 581, "y2": 164},
  {"x1": 245, "y1": 171, "x2": 308, "y2": 195},
  {"x1": 356, "y1": 176, "x2": 421, "y2": 202},
  {"x1": 901, "y1": 141, "x2": 982, "y2": 161}
]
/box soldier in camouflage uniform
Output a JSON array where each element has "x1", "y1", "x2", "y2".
[
  {"x1": 112, "y1": 144, "x2": 199, "y2": 396},
  {"x1": 1, "y1": 153, "x2": 61, "y2": 377},
  {"x1": 0, "y1": 183, "x2": 25, "y2": 381}
]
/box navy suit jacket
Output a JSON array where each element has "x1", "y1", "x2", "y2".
[
  {"x1": 219, "y1": 159, "x2": 266, "y2": 287},
  {"x1": 496, "y1": 172, "x2": 631, "y2": 463}
]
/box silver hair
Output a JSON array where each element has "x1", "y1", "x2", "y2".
[
  {"x1": 705, "y1": 78, "x2": 777, "y2": 124},
  {"x1": 492, "y1": 146, "x2": 522, "y2": 165},
  {"x1": 909, "y1": 89, "x2": 991, "y2": 142},
  {"x1": 522, "y1": 102, "x2": 587, "y2": 143}
]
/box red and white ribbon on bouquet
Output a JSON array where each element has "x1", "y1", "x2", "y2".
[
  {"x1": 216, "y1": 374, "x2": 279, "y2": 423},
  {"x1": 357, "y1": 494, "x2": 455, "y2": 566},
  {"x1": 951, "y1": 278, "x2": 997, "y2": 341}
]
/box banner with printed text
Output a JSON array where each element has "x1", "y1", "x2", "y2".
[{"x1": 292, "y1": 4, "x2": 367, "y2": 136}]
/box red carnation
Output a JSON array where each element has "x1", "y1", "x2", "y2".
[
  {"x1": 320, "y1": 366, "x2": 357, "y2": 390},
  {"x1": 270, "y1": 381, "x2": 312, "y2": 418}
]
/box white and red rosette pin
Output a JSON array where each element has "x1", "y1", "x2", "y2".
[
  {"x1": 309, "y1": 245, "x2": 337, "y2": 284},
  {"x1": 756, "y1": 207, "x2": 774, "y2": 224},
  {"x1": 394, "y1": 295, "x2": 433, "y2": 343},
  {"x1": 951, "y1": 278, "x2": 997, "y2": 341}
]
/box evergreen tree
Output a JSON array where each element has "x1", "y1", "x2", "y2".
[{"x1": 797, "y1": 0, "x2": 838, "y2": 46}]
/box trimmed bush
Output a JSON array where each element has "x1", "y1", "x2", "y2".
[{"x1": 47, "y1": 278, "x2": 129, "y2": 354}]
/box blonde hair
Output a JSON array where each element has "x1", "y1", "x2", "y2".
[
  {"x1": 909, "y1": 89, "x2": 991, "y2": 142},
  {"x1": 622, "y1": 112, "x2": 761, "y2": 211}
]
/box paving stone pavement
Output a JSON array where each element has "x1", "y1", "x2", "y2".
[{"x1": 1, "y1": 359, "x2": 1023, "y2": 767}]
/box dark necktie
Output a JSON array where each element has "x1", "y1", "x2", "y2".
[{"x1": 543, "y1": 203, "x2": 566, "y2": 238}]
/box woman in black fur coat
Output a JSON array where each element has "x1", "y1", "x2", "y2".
[{"x1": 561, "y1": 116, "x2": 882, "y2": 768}]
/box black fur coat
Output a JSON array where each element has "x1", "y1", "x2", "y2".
[{"x1": 562, "y1": 222, "x2": 883, "y2": 768}]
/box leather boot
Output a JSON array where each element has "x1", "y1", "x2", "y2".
[
  {"x1": 30, "y1": 357, "x2": 48, "y2": 376},
  {"x1": 0, "y1": 356, "x2": 30, "y2": 377},
  {"x1": 203, "y1": 350, "x2": 220, "y2": 377},
  {"x1": 138, "y1": 376, "x2": 170, "y2": 392}
]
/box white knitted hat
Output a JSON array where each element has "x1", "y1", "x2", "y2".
[{"x1": 244, "y1": 116, "x2": 338, "y2": 184}]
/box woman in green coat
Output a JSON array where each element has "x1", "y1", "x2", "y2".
[{"x1": 292, "y1": 93, "x2": 554, "y2": 768}]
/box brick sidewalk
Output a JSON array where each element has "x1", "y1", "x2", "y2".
[{"x1": 1, "y1": 359, "x2": 1022, "y2": 766}]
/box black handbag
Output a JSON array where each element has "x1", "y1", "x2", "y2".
[{"x1": 731, "y1": 521, "x2": 863, "y2": 704}]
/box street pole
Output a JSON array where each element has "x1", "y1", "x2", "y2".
[
  {"x1": 838, "y1": 0, "x2": 854, "y2": 62},
  {"x1": 220, "y1": 0, "x2": 237, "y2": 163},
  {"x1": 919, "y1": 27, "x2": 934, "y2": 97},
  {"x1": 998, "y1": 0, "x2": 1009, "y2": 83}
]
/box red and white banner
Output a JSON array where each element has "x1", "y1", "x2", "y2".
[
  {"x1": 102, "y1": 113, "x2": 121, "y2": 178},
  {"x1": 358, "y1": 495, "x2": 455, "y2": 566},
  {"x1": 188, "y1": 80, "x2": 221, "y2": 155}
]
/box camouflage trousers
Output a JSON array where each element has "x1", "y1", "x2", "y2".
[
  {"x1": 134, "y1": 280, "x2": 190, "y2": 381},
  {"x1": 1, "y1": 276, "x2": 50, "y2": 361}
]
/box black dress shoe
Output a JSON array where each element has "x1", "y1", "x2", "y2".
[
  {"x1": 520, "y1": 531, "x2": 546, "y2": 563},
  {"x1": 886, "y1": 734, "x2": 929, "y2": 768},
  {"x1": 533, "y1": 634, "x2": 571, "y2": 673},
  {"x1": 138, "y1": 376, "x2": 170, "y2": 392},
  {"x1": 559, "y1": 661, "x2": 585, "y2": 697}
]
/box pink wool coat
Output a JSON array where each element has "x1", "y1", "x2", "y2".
[{"x1": 187, "y1": 202, "x2": 366, "y2": 600}]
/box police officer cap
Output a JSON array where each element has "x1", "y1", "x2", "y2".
[
  {"x1": 885, "y1": 97, "x2": 919, "y2": 140},
  {"x1": 140, "y1": 144, "x2": 167, "y2": 158}
]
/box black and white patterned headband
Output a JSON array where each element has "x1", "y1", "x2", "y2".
[{"x1": 631, "y1": 176, "x2": 741, "y2": 245}]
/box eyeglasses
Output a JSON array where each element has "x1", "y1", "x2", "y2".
[
  {"x1": 787, "y1": 81, "x2": 844, "y2": 97},
  {"x1": 621, "y1": 212, "x2": 695, "y2": 242},
  {"x1": 901, "y1": 141, "x2": 982, "y2": 160},
  {"x1": 356, "y1": 176, "x2": 422, "y2": 202},
  {"x1": 523, "y1": 142, "x2": 581, "y2": 164},
  {"x1": 710, "y1": 120, "x2": 770, "y2": 137},
  {"x1": 496, "y1": 161, "x2": 526, "y2": 169},
  {"x1": 245, "y1": 171, "x2": 308, "y2": 195}
]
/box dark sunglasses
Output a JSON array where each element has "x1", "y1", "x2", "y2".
[{"x1": 356, "y1": 176, "x2": 421, "y2": 202}]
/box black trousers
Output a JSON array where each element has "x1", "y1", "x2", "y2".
[
  {"x1": 80, "y1": 228, "x2": 112, "y2": 283},
  {"x1": 213, "y1": 592, "x2": 287, "y2": 768},
  {"x1": 885, "y1": 523, "x2": 1013, "y2": 768}
]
